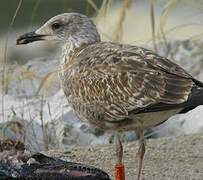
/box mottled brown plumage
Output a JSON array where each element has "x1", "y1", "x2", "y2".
[
  {"x1": 59, "y1": 41, "x2": 202, "y2": 131},
  {"x1": 16, "y1": 13, "x2": 203, "y2": 180}
]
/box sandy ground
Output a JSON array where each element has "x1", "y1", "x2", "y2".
[{"x1": 46, "y1": 133, "x2": 203, "y2": 180}]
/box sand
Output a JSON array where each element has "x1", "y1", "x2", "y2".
[{"x1": 46, "y1": 133, "x2": 203, "y2": 180}]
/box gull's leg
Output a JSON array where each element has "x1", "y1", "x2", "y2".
[
  {"x1": 137, "y1": 131, "x2": 146, "y2": 180},
  {"x1": 114, "y1": 131, "x2": 123, "y2": 165},
  {"x1": 114, "y1": 131, "x2": 125, "y2": 180}
]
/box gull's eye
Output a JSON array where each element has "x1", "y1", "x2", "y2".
[{"x1": 51, "y1": 22, "x2": 62, "y2": 30}]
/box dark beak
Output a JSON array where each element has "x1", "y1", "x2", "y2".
[{"x1": 16, "y1": 31, "x2": 46, "y2": 45}]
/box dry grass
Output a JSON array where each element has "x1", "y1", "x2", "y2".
[
  {"x1": 1, "y1": 0, "x2": 23, "y2": 139},
  {"x1": 150, "y1": 0, "x2": 158, "y2": 53},
  {"x1": 29, "y1": 0, "x2": 41, "y2": 28},
  {"x1": 36, "y1": 69, "x2": 59, "y2": 96},
  {"x1": 1, "y1": 0, "x2": 203, "y2": 151},
  {"x1": 156, "y1": 0, "x2": 203, "y2": 52},
  {"x1": 113, "y1": 0, "x2": 132, "y2": 42}
]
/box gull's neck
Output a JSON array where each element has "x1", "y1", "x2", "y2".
[
  {"x1": 61, "y1": 31, "x2": 101, "y2": 61},
  {"x1": 59, "y1": 34, "x2": 100, "y2": 79}
]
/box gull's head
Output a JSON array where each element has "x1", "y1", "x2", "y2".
[{"x1": 16, "y1": 13, "x2": 101, "y2": 50}]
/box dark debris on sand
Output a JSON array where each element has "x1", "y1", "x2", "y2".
[{"x1": 0, "y1": 139, "x2": 111, "y2": 180}]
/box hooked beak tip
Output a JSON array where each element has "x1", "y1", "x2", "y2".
[{"x1": 16, "y1": 31, "x2": 46, "y2": 45}]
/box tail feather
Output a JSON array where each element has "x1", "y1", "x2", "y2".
[
  {"x1": 134, "y1": 85, "x2": 203, "y2": 114},
  {"x1": 179, "y1": 85, "x2": 203, "y2": 113}
]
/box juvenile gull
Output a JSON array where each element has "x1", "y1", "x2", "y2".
[{"x1": 16, "y1": 13, "x2": 203, "y2": 180}]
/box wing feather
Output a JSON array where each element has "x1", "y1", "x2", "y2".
[{"x1": 63, "y1": 42, "x2": 196, "y2": 122}]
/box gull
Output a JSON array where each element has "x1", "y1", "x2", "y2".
[{"x1": 16, "y1": 13, "x2": 203, "y2": 180}]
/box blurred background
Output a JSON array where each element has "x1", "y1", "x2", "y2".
[
  {"x1": 1, "y1": 0, "x2": 203, "y2": 63},
  {"x1": 0, "y1": 0, "x2": 100, "y2": 34},
  {"x1": 0, "y1": 0, "x2": 203, "y2": 151}
]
